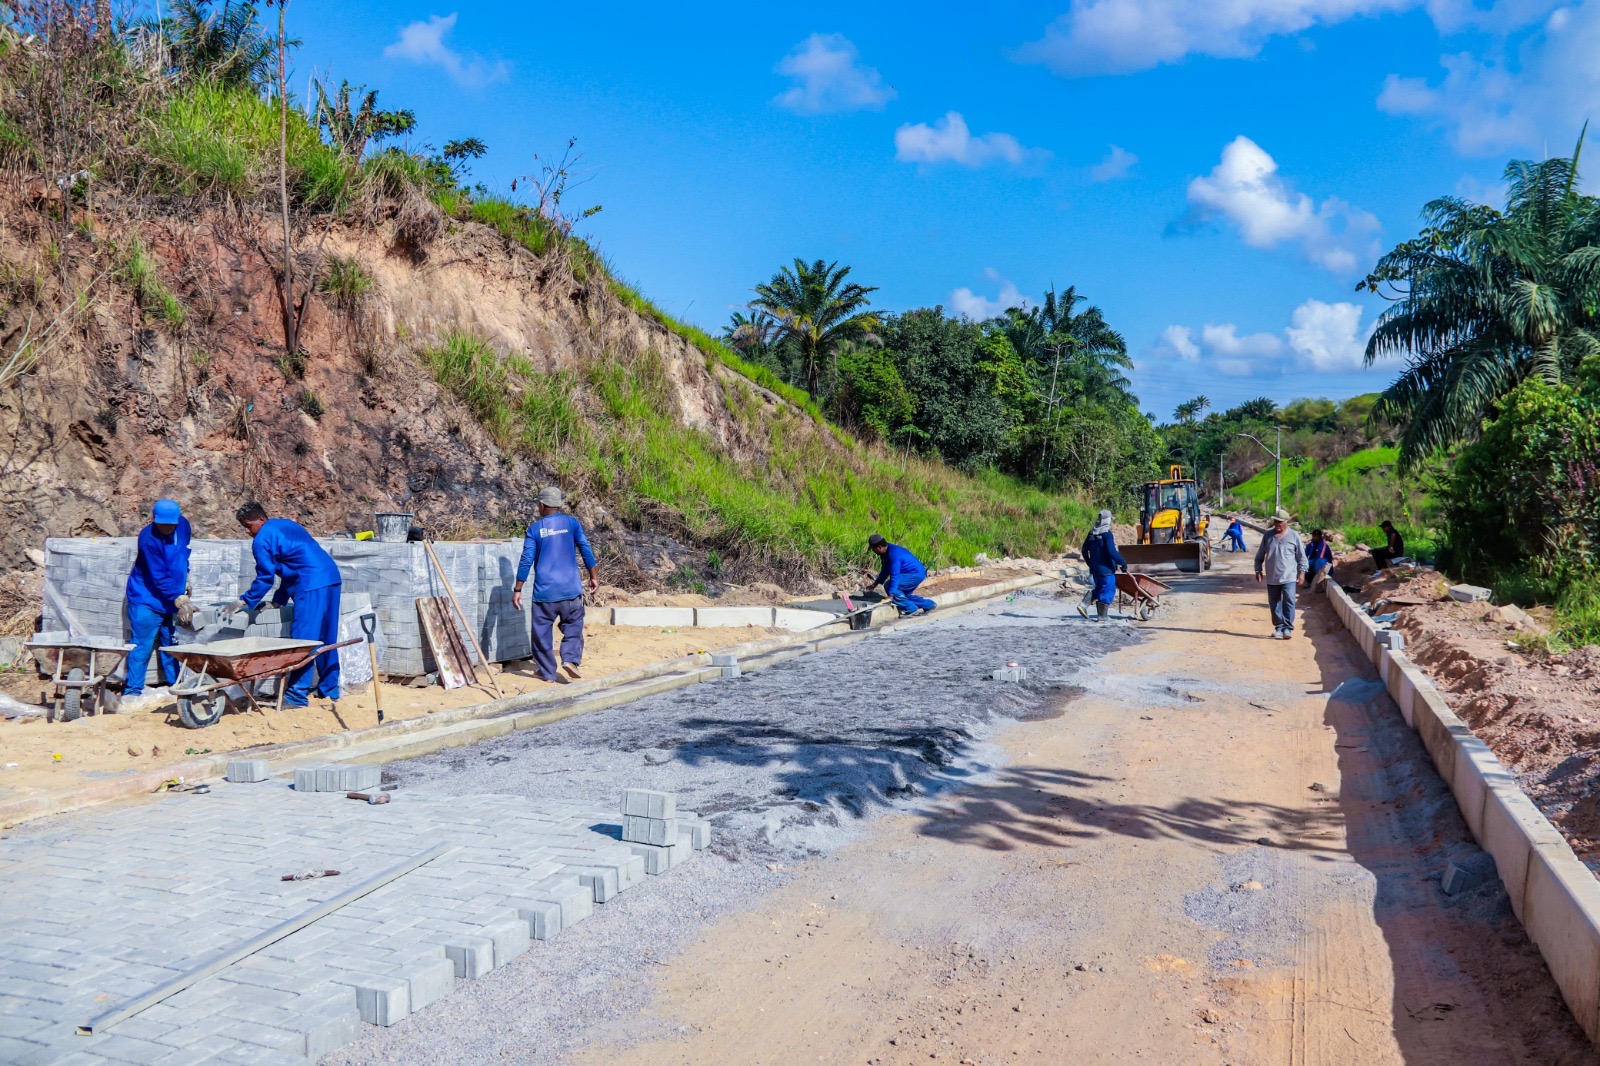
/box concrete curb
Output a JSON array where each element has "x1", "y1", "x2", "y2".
[
  {"x1": 0, "y1": 572, "x2": 1053, "y2": 830},
  {"x1": 1325, "y1": 579, "x2": 1600, "y2": 1041}
]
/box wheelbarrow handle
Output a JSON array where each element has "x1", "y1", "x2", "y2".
[{"x1": 315, "y1": 637, "x2": 364, "y2": 655}]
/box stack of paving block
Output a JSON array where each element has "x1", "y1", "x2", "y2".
[
  {"x1": 711, "y1": 653, "x2": 741, "y2": 678},
  {"x1": 293, "y1": 763, "x2": 383, "y2": 792},
  {"x1": 618, "y1": 788, "x2": 711, "y2": 873},
  {"x1": 40, "y1": 536, "x2": 534, "y2": 679},
  {"x1": 992, "y1": 664, "x2": 1029, "y2": 682}
]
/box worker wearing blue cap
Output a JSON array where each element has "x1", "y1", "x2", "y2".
[{"x1": 123, "y1": 498, "x2": 193, "y2": 703}]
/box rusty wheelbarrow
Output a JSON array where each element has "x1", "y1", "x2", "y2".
[
  {"x1": 160, "y1": 636, "x2": 361, "y2": 728},
  {"x1": 1115, "y1": 571, "x2": 1173, "y2": 622},
  {"x1": 24, "y1": 633, "x2": 135, "y2": 722}
]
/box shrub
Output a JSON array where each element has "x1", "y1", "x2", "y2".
[
  {"x1": 118, "y1": 238, "x2": 186, "y2": 331},
  {"x1": 317, "y1": 255, "x2": 373, "y2": 309}
]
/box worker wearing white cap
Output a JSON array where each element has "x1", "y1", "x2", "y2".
[{"x1": 512, "y1": 486, "x2": 599, "y2": 682}]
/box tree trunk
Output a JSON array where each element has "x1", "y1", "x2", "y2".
[{"x1": 276, "y1": 1, "x2": 298, "y2": 357}]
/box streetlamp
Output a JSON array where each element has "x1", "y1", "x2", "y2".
[{"x1": 1235, "y1": 426, "x2": 1284, "y2": 516}]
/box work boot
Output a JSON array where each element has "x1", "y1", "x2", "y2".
[{"x1": 1096, "y1": 602, "x2": 1109, "y2": 620}]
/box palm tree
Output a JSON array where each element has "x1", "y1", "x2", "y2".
[
  {"x1": 1003, "y1": 286, "x2": 1135, "y2": 408},
  {"x1": 1362, "y1": 135, "x2": 1600, "y2": 466},
  {"x1": 750, "y1": 258, "x2": 879, "y2": 398},
  {"x1": 1174, "y1": 395, "x2": 1210, "y2": 425},
  {"x1": 149, "y1": 0, "x2": 277, "y2": 89}
]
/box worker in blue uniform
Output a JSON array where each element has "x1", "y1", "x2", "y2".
[
  {"x1": 1078, "y1": 509, "x2": 1127, "y2": 621},
  {"x1": 513, "y1": 486, "x2": 599, "y2": 683},
  {"x1": 123, "y1": 498, "x2": 193, "y2": 704},
  {"x1": 226, "y1": 502, "x2": 343, "y2": 706},
  {"x1": 865, "y1": 534, "x2": 936, "y2": 616}
]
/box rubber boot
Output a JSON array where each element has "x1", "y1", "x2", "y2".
[{"x1": 1096, "y1": 601, "x2": 1109, "y2": 621}]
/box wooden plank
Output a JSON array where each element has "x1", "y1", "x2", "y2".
[{"x1": 417, "y1": 597, "x2": 470, "y2": 690}]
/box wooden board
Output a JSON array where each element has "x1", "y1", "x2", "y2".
[{"x1": 416, "y1": 597, "x2": 472, "y2": 690}]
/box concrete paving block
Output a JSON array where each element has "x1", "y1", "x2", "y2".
[
  {"x1": 298, "y1": 1004, "x2": 361, "y2": 1060},
  {"x1": 991, "y1": 666, "x2": 1028, "y2": 682},
  {"x1": 1410, "y1": 688, "x2": 1461, "y2": 786},
  {"x1": 620, "y1": 789, "x2": 676, "y2": 819},
  {"x1": 709, "y1": 653, "x2": 740, "y2": 667},
  {"x1": 1449, "y1": 736, "x2": 1510, "y2": 843},
  {"x1": 341, "y1": 765, "x2": 381, "y2": 792},
  {"x1": 291, "y1": 768, "x2": 319, "y2": 792},
  {"x1": 512, "y1": 899, "x2": 563, "y2": 940},
  {"x1": 576, "y1": 866, "x2": 620, "y2": 903},
  {"x1": 342, "y1": 975, "x2": 410, "y2": 1026},
  {"x1": 594, "y1": 850, "x2": 647, "y2": 891},
  {"x1": 539, "y1": 883, "x2": 593, "y2": 928},
  {"x1": 401, "y1": 955, "x2": 455, "y2": 1012},
  {"x1": 1441, "y1": 861, "x2": 1484, "y2": 896},
  {"x1": 622, "y1": 815, "x2": 678, "y2": 846},
  {"x1": 485, "y1": 917, "x2": 531, "y2": 967},
  {"x1": 695, "y1": 607, "x2": 775, "y2": 628},
  {"x1": 1522, "y1": 842, "x2": 1600, "y2": 1041},
  {"x1": 1448, "y1": 583, "x2": 1494, "y2": 603},
  {"x1": 443, "y1": 936, "x2": 496, "y2": 980},
  {"x1": 225, "y1": 760, "x2": 269, "y2": 784},
  {"x1": 611, "y1": 606, "x2": 695, "y2": 627},
  {"x1": 628, "y1": 836, "x2": 692, "y2": 875},
  {"x1": 677, "y1": 815, "x2": 712, "y2": 850}
]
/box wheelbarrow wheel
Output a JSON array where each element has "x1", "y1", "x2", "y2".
[
  {"x1": 60, "y1": 668, "x2": 86, "y2": 722},
  {"x1": 1135, "y1": 600, "x2": 1154, "y2": 622},
  {"x1": 177, "y1": 693, "x2": 225, "y2": 729}
]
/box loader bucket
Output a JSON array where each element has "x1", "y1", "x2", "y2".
[{"x1": 1120, "y1": 541, "x2": 1205, "y2": 574}]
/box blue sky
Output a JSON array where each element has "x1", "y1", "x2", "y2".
[{"x1": 279, "y1": 1, "x2": 1599, "y2": 422}]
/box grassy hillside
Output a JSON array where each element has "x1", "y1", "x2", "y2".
[{"x1": 1225, "y1": 447, "x2": 1439, "y2": 558}]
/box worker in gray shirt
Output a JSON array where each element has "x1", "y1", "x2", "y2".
[{"x1": 1254, "y1": 508, "x2": 1309, "y2": 640}]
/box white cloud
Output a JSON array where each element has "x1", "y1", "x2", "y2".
[
  {"x1": 384, "y1": 13, "x2": 508, "y2": 87},
  {"x1": 1015, "y1": 0, "x2": 1410, "y2": 76},
  {"x1": 1089, "y1": 144, "x2": 1139, "y2": 181},
  {"x1": 1154, "y1": 299, "x2": 1376, "y2": 379},
  {"x1": 1378, "y1": 2, "x2": 1600, "y2": 156},
  {"x1": 774, "y1": 34, "x2": 896, "y2": 114},
  {"x1": 1160, "y1": 324, "x2": 1201, "y2": 361},
  {"x1": 949, "y1": 269, "x2": 1032, "y2": 319},
  {"x1": 895, "y1": 112, "x2": 1039, "y2": 167},
  {"x1": 1185, "y1": 136, "x2": 1380, "y2": 274},
  {"x1": 1286, "y1": 299, "x2": 1373, "y2": 370}
]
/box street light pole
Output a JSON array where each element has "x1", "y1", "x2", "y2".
[{"x1": 1235, "y1": 428, "x2": 1285, "y2": 515}]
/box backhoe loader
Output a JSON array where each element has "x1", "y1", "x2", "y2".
[{"x1": 1121, "y1": 466, "x2": 1212, "y2": 573}]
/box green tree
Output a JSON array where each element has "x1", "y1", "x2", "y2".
[
  {"x1": 314, "y1": 79, "x2": 415, "y2": 159},
  {"x1": 151, "y1": 0, "x2": 278, "y2": 89},
  {"x1": 835, "y1": 342, "x2": 915, "y2": 442},
  {"x1": 1362, "y1": 141, "x2": 1600, "y2": 466},
  {"x1": 885, "y1": 309, "x2": 1009, "y2": 471},
  {"x1": 750, "y1": 258, "x2": 880, "y2": 398}
]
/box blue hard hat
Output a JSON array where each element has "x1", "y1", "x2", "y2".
[{"x1": 151, "y1": 499, "x2": 181, "y2": 523}]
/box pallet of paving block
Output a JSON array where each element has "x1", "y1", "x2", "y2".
[{"x1": 416, "y1": 596, "x2": 473, "y2": 690}]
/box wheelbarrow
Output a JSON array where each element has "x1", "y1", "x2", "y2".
[
  {"x1": 1115, "y1": 571, "x2": 1173, "y2": 622},
  {"x1": 24, "y1": 633, "x2": 135, "y2": 722},
  {"x1": 159, "y1": 636, "x2": 361, "y2": 729}
]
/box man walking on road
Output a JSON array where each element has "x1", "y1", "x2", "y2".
[
  {"x1": 866, "y1": 534, "x2": 936, "y2": 616},
  {"x1": 229, "y1": 503, "x2": 343, "y2": 705},
  {"x1": 512, "y1": 486, "x2": 599, "y2": 682},
  {"x1": 122, "y1": 498, "x2": 194, "y2": 708},
  {"x1": 1255, "y1": 509, "x2": 1308, "y2": 639},
  {"x1": 1078, "y1": 509, "x2": 1127, "y2": 621}
]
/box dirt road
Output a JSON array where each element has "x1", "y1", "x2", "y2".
[{"x1": 578, "y1": 555, "x2": 1593, "y2": 1064}]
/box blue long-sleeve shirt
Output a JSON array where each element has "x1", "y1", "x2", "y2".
[
  {"x1": 242, "y1": 518, "x2": 342, "y2": 609},
  {"x1": 873, "y1": 544, "x2": 927, "y2": 589},
  {"x1": 1081, "y1": 531, "x2": 1127, "y2": 576},
  {"x1": 126, "y1": 517, "x2": 192, "y2": 614},
  {"x1": 515, "y1": 513, "x2": 596, "y2": 602},
  {"x1": 1307, "y1": 539, "x2": 1334, "y2": 567}
]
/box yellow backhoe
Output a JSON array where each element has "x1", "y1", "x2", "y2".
[{"x1": 1121, "y1": 466, "x2": 1212, "y2": 573}]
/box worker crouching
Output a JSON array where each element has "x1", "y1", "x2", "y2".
[{"x1": 865, "y1": 534, "x2": 936, "y2": 616}]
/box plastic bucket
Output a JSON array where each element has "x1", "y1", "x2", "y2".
[{"x1": 374, "y1": 512, "x2": 414, "y2": 543}]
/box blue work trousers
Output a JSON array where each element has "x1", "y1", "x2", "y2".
[
  {"x1": 1091, "y1": 571, "x2": 1118, "y2": 605},
  {"x1": 125, "y1": 603, "x2": 178, "y2": 695},
  {"x1": 1226, "y1": 531, "x2": 1247, "y2": 552},
  {"x1": 531, "y1": 597, "x2": 585, "y2": 681},
  {"x1": 285, "y1": 584, "x2": 342, "y2": 705},
  {"x1": 886, "y1": 577, "x2": 936, "y2": 615},
  {"x1": 1267, "y1": 582, "x2": 1298, "y2": 632}
]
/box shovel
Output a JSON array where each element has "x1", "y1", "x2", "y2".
[{"x1": 360, "y1": 612, "x2": 384, "y2": 725}]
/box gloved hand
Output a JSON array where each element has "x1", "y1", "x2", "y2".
[
  {"x1": 174, "y1": 594, "x2": 196, "y2": 626},
  {"x1": 223, "y1": 598, "x2": 248, "y2": 617}
]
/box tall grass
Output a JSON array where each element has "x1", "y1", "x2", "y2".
[
  {"x1": 423, "y1": 330, "x2": 1091, "y2": 576},
  {"x1": 118, "y1": 238, "x2": 185, "y2": 331},
  {"x1": 471, "y1": 198, "x2": 553, "y2": 256},
  {"x1": 146, "y1": 81, "x2": 347, "y2": 208}
]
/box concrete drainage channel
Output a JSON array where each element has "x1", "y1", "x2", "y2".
[{"x1": 1327, "y1": 579, "x2": 1600, "y2": 1042}]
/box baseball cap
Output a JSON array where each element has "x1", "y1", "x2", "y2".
[{"x1": 152, "y1": 499, "x2": 181, "y2": 524}]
